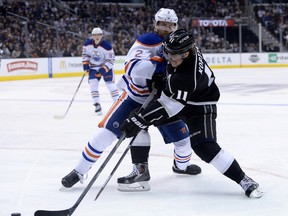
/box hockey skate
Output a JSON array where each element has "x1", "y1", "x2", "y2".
[
  {"x1": 94, "y1": 103, "x2": 102, "y2": 115},
  {"x1": 172, "y1": 160, "x2": 202, "y2": 175},
  {"x1": 61, "y1": 169, "x2": 84, "y2": 188},
  {"x1": 240, "y1": 175, "x2": 264, "y2": 198},
  {"x1": 117, "y1": 163, "x2": 151, "y2": 192}
]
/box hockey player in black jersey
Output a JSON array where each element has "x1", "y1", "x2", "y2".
[{"x1": 120, "y1": 28, "x2": 264, "y2": 198}]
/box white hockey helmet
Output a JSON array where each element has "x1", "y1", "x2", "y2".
[
  {"x1": 155, "y1": 8, "x2": 178, "y2": 24},
  {"x1": 91, "y1": 27, "x2": 103, "y2": 35},
  {"x1": 154, "y1": 8, "x2": 178, "y2": 36},
  {"x1": 91, "y1": 27, "x2": 103, "y2": 44}
]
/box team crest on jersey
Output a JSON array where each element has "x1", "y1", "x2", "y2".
[{"x1": 92, "y1": 50, "x2": 104, "y2": 62}]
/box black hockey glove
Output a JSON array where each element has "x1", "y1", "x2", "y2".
[
  {"x1": 151, "y1": 73, "x2": 165, "y2": 92},
  {"x1": 120, "y1": 113, "x2": 148, "y2": 138}
]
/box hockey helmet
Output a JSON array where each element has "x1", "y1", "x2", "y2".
[
  {"x1": 163, "y1": 29, "x2": 194, "y2": 55},
  {"x1": 91, "y1": 27, "x2": 103, "y2": 44},
  {"x1": 155, "y1": 8, "x2": 178, "y2": 24},
  {"x1": 154, "y1": 8, "x2": 178, "y2": 34},
  {"x1": 91, "y1": 27, "x2": 103, "y2": 35}
]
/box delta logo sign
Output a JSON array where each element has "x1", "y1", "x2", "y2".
[{"x1": 7, "y1": 61, "x2": 38, "y2": 73}]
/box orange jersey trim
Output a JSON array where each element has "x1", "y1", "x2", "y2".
[
  {"x1": 98, "y1": 91, "x2": 127, "y2": 128},
  {"x1": 136, "y1": 39, "x2": 162, "y2": 47}
]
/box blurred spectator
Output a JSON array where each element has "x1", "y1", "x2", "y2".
[
  {"x1": 0, "y1": 43, "x2": 3, "y2": 59},
  {"x1": 254, "y1": 3, "x2": 288, "y2": 49},
  {"x1": 11, "y1": 46, "x2": 22, "y2": 58},
  {"x1": 2, "y1": 43, "x2": 12, "y2": 58},
  {"x1": 1, "y1": 0, "x2": 284, "y2": 58}
]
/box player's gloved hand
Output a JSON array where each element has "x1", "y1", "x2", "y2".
[
  {"x1": 120, "y1": 113, "x2": 148, "y2": 138},
  {"x1": 150, "y1": 55, "x2": 166, "y2": 75},
  {"x1": 151, "y1": 73, "x2": 165, "y2": 92},
  {"x1": 83, "y1": 64, "x2": 90, "y2": 73},
  {"x1": 98, "y1": 67, "x2": 107, "y2": 75}
]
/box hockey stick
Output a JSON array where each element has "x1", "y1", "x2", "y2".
[
  {"x1": 54, "y1": 72, "x2": 86, "y2": 119},
  {"x1": 34, "y1": 133, "x2": 126, "y2": 216},
  {"x1": 94, "y1": 135, "x2": 136, "y2": 201},
  {"x1": 94, "y1": 88, "x2": 157, "y2": 200},
  {"x1": 35, "y1": 88, "x2": 157, "y2": 216}
]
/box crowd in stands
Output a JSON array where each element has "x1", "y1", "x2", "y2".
[
  {"x1": 0, "y1": 0, "x2": 287, "y2": 59},
  {"x1": 254, "y1": 3, "x2": 288, "y2": 50}
]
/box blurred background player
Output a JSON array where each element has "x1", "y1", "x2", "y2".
[
  {"x1": 61, "y1": 8, "x2": 201, "y2": 191},
  {"x1": 82, "y1": 27, "x2": 119, "y2": 115}
]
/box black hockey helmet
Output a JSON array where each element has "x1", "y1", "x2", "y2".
[{"x1": 163, "y1": 29, "x2": 194, "y2": 55}]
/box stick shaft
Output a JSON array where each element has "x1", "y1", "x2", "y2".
[
  {"x1": 35, "y1": 88, "x2": 157, "y2": 216},
  {"x1": 59, "y1": 72, "x2": 86, "y2": 118},
  {"x1": 94, "y1": 87, "x2": 157, "y2": 200},
  {"x1": 95, "y1": 136, "x2": 135, "y2": 201}
]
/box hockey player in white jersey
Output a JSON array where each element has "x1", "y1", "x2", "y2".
[
  {"x1": 61, "y1": 8, "x2": 201, "y2": 191},
  {"x1": 82, "y1": 27, "x2": 119, "y2": 114}
]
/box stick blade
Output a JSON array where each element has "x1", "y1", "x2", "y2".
[{"x1": 35, "y1": 209, "x2": 70, "y2": 216}]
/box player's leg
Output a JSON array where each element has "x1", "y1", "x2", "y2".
[
  {"x1": 62, "y1": 92, "x2": 140, "y2": 188},
  {"x1": 157, "y1": 119, "x2": 201, "y2": 175},
  {"x1": 88, "y1": 69, "x2": 102, "y2": 114},
  {"x1": 117, "y1": 119, "x2": 201, "y2": 192},
  {"x1": 103, "y1": 69, "x2": 119, "y2": 103},
  {"x1": 189, "y1": 104, "x2": 263, "y2": 198},
  {"x1": 117, "y1": 130, "x2": 151, "y2": 191},
  {"x1": 61, "y1": 128, "x2": 117, "y2": 188}
]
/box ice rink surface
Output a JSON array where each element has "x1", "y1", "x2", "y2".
[{"x1": 1, "y1": 67, "x2": 288, "y2": 216}]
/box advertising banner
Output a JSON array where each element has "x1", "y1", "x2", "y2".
[
  {"x1": 52, "y1": 57, "x2": 83, "y2": 77},
  {"x1": 192, "y1": 19, "x2": 235, "y2": 27},
  {"x1": 241, "y1": 53, "x2": 288, "y2": 66},
  {"x1": 203, "y1": 53, "x2": 241, "y2": 68},
  {"x1": 114, "y1": 55, "x2": 125, "y2": 72},
  {"x1": 1, "y1": 54, "x2": 287, "y2": 81},
  {"x1": 0, "y1": 58, "x2": 48, "y2": 81},
  {"x1": 51, "y1": 56, "x2": 125, "y2": 77}
]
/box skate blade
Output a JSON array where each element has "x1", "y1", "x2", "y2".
[
  {"x1": 118, "y1": 182, "x2": 151, "y2": 192},
  {"x1": 95, "y1": 111, "x2": 102, "y2": 116},
  {"x1": 249, "y1": 188, "x2": 264, "y2": 198},
  {"x1": 59, "y1": 186, "x2": 70, "y2": 191}
]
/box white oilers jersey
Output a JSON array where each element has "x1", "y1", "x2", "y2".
[
  {"x1": 82, "y1": 39, "x2": 115, "y2": 70},
  {"x1": 118, "y1": 32, "x2": 163, "y2": 104}
]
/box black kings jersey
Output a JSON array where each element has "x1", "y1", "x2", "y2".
[
  {"x1": 140, "y1": 45, "x2": 220, "y2": 124},
  {"x1": 162, "y1": 46, "x2": 220, "y2": 113}
]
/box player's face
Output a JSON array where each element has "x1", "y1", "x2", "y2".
[
  {"x1": 92, "y1": 34, "x2": 103, "y2": 44},
  {"x1": 155, "y1": 21, "x2": 178, "y2": 38},
  {"x1": 164, "y1": 51, "x2": 189, "y2": 67}
]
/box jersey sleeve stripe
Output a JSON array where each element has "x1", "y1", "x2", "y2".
[{"x1": 125, "y1": 59, "x2": 140, "y2": 77}]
